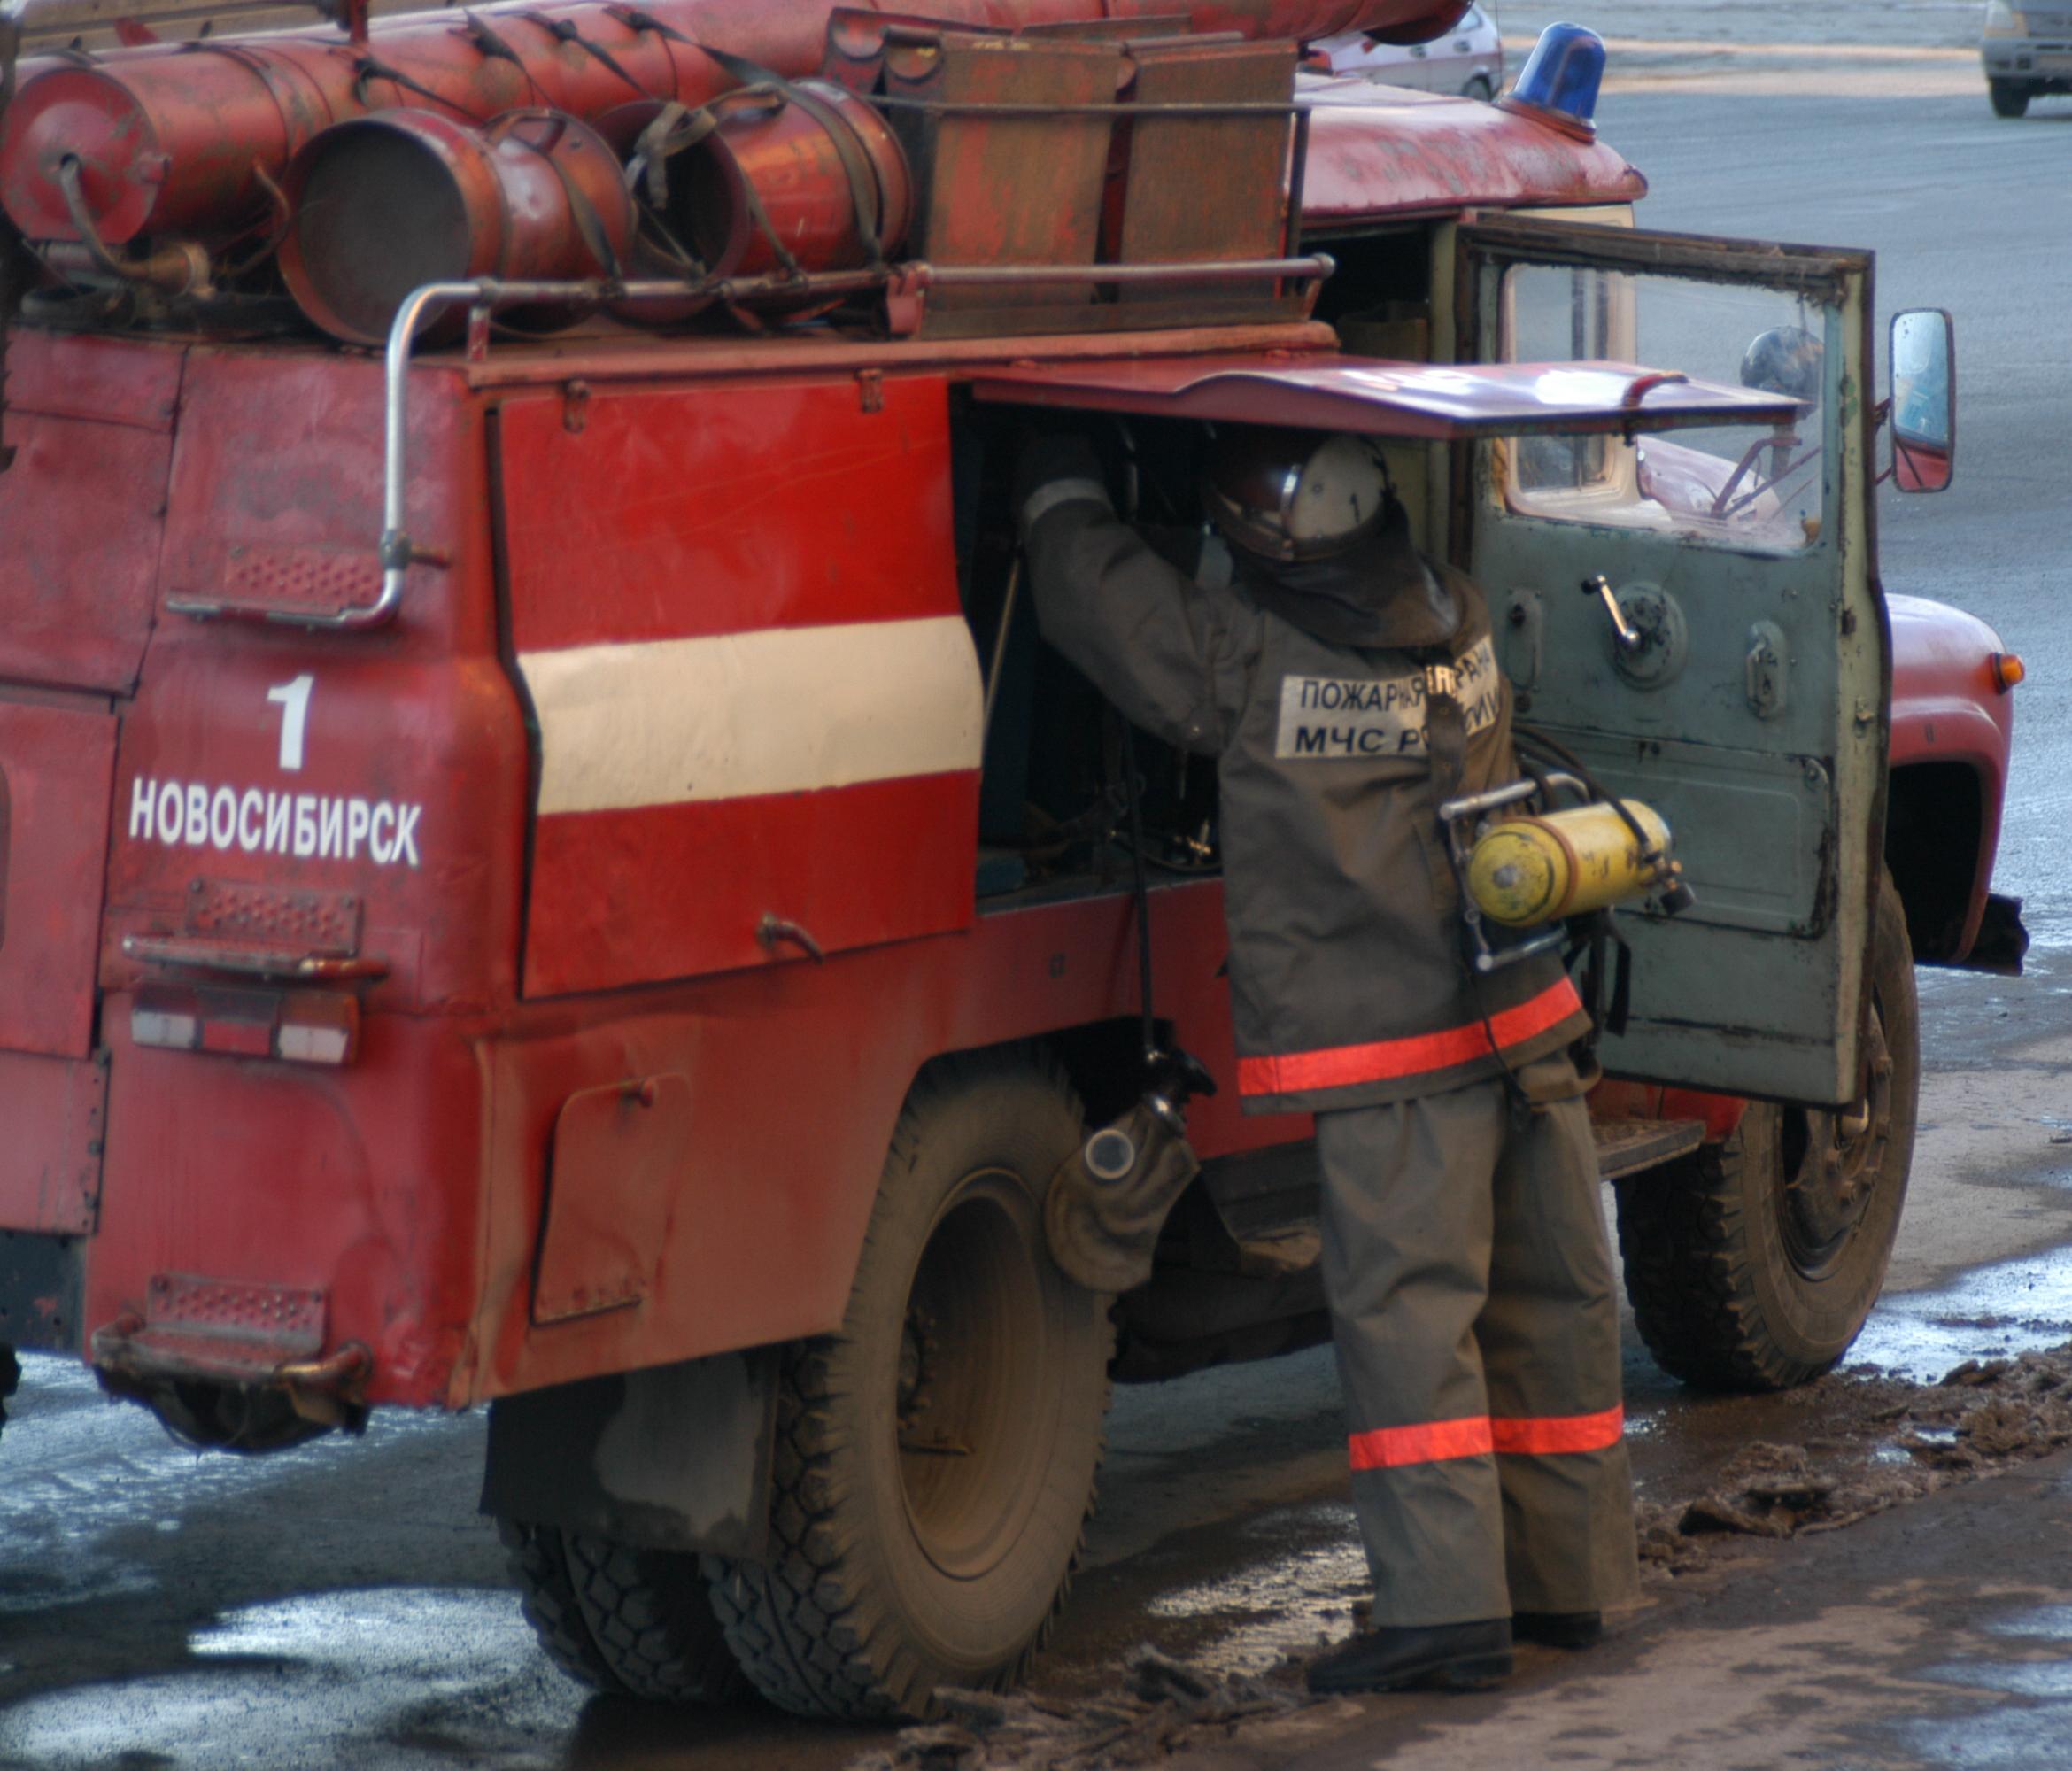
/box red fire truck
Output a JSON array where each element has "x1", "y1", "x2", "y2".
[{"x1": 0, "y1": 0, "x2": 2023, "y2": 1723}]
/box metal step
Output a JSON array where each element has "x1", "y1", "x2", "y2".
[{"x1": 1592, "y1": 1117, "x2": 1707, "y2": 1181}]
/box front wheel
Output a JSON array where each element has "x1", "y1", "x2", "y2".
[
  {"x1": 1615, "y1": 869, "x2": 1919, "y2": 1392},
  {"x1": 1465, "y1": 73, "x2": 1495, "y2": 101},
  {"x1": 705, "y1": 1049, "x2": 1113, "y2": 1721},
  {"x1": 1990, "y1": 78, "x2": 2032, "y2": 117}
]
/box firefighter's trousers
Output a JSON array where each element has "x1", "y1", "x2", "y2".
[{"x1": 1316, "y1": 1070, "x2": 1641, "y2": 1626}]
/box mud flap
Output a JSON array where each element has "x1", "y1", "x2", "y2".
[{"x1": 480, "y1": 1348, "x2": 778, "y2": 1559}]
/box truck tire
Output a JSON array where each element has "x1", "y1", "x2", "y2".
[
  {"x1": 704, "y1": 1048, "x2": 1112, "y2": 1721},
  {"x1": 500, "y1": 1520, "x2": 746, "y2": 1703},
  {"x1": 1989, "y1": 79, "x2": 2031, "y2": 117},
  {"x1": 1615, "y1": 870, "x2": 1918, "y2": 1391}
]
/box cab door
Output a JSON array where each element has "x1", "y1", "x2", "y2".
[{"x1": 1450, "y1": 216, "x2": 1884, "y2": 1107}]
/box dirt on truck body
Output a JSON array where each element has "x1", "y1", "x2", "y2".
[{"x1": 0, "y1": 0, "x2": 2025, "y2": 1727}]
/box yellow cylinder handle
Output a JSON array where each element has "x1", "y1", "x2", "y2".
[{"x1": 1466, "y1": 800, "x2": 1674, "y2": 929}]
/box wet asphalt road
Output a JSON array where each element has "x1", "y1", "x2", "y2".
[{"x1": 9, "y1": 50, "x2": 2072, "y2": 1771}]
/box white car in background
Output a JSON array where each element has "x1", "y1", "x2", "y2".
[
  {"x1": 1307, "y1": 3, "x2": 1505, "y2": 99},
  {"x1": 1981, "y1": 0, "x2": 2072, "y2": 116}
]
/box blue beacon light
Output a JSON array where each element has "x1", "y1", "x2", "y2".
[{"x1": 1502, "y1": 22, "x2": 1606, "y2": 139}]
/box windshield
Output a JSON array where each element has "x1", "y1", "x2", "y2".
[{"x1": 1494, "y1": 263, "x2": 1830, "y2": 553}]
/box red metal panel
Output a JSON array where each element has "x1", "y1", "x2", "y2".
[
  {"x1": 469, "y1": 880, "x2": 1304, "y2": 1403},
  {"x1": 526, "y1": 775, "x2": 978, "y2": 996},
  {"x1": 106, "y1": 352, "x2": 528, "y2": 1017},
  {"x1": 498, "y1": 374, "x2": 960, "y2": 648},
  {"x1": 157, "y1": 347, "x2": 494, "y2": 652},
  {"x1": 86, "y1": 1006, "x2": 494, "y2": 1409},
  {"x1": 1297, "y1": 82, "x2": 1647, "y2": 225},
  {"x1": 502, "y1": 372, "x2": 979, "y2": 996},
  {"x1": 972, "y1": 352, "x2": 1803, "y2": 437},
  {"x1": 1887, "y1": 592, "x2": 2017, "y2": 963},
  {"x1": 0, "y1": 1050, "x2": 105, "y2": 1234},
  {"x1": 80, "y1": 877, "x2": 1296, "y2": 1408},
  {"x1": 102, "y1": 651, "x2": 530, "y2": 1018},
  {"x1": 0, "y1": 700, "x2": 119, "y2": 1057},
  {"x1": 533, "y1": 1073, "x2": 693, "y2": 1324},
  {"x1": 0, "y1": 334, "x2": 181, "y2": 693}
]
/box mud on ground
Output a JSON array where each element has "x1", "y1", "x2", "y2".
[{"x1": 852, "y1": 1343, "x2": 2072, "y2": 1771}]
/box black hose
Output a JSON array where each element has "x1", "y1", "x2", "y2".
[{"x1": 1119, "y1": 721, "x2": 1158, "y2": 1064}]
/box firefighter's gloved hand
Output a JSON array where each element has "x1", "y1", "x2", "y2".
[
  {"x1": 1045, "y1": 1094, "x2": 1200, "y2": 1295},
  {"x1": 1015, "y1": 430, "x2": 1113, "y2": 542}
]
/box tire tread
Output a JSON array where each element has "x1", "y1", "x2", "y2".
[{"x1": 707, "y1": 1048, "x2": 1111, "y2": 1722}]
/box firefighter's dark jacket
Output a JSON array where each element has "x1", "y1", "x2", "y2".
[{"x1": 1024, "y1": 488, "x2": 1589, "y2": 1116}]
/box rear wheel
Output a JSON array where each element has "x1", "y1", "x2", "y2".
[
  {"x1": 502, "y1": 1520, "x2": 746, "y2": 1703},
  {"x1": 1990, "y1": 78, "x2": 2032, "y2": 117},
  {"x1": 1465, "y1": 73, "x2": 1496, "y2": 101},
  {"x1": 705, "y1": 1048, "x2": 1112, "y2": 1721},
  {"x1": 1615, "y1": 870, "x2": 1919, "y2": 1391}
]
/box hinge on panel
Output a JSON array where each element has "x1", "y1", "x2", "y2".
[
  {"x1": 73, "y1": 1053, "x2": 108, "y2": 1234},
  {"x1": 562, "y1": 379, "x2": 591, "y2": 434},
  {"x1": 856, "y1": 368, "x2": 885, "y2": 414}
]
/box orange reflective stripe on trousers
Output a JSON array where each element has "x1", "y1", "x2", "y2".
[{"x1": 1349, "y1": 1404, "x2": 1624, "y2": 1473}]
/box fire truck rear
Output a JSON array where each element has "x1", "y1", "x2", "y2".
[{"x1": 0, "y1": 0, "x2": 2023, "y2": 1722}]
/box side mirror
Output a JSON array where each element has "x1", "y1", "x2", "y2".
[{"x1": 1889, "y1": 308, "x2": 1955, "y2": 494}]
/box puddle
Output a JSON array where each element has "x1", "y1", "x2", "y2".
[
  {"x1": 1848, "y1": 1252, "x2": 2072, "y2": 1383},
  {"x1": 1924, "y1": 1660, "x2": 2072, "y2": 1700},
  {"x1": 1144, "y1": 1503, "x2": 1367, "y2": 1675},
  {"x1": 0, "y1": 1588, "x2": 579, "y2": 1769},
  {"x1": 0, "y1": 1354, "x2": 481, "y2": 1615},
  {"x1": 1988, "y1": 1605, "x2": 2072, "y2": 1643},
  {"x1": 1908, "y1": 1705, "x2": 2072, "y2": 1771},
  {"x1": 1906, "y1": 1603, "x2": 2072, "y2": 1769}
]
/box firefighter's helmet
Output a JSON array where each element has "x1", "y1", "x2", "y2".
[
  {"x1": 1202, "y1": 429, "x2": 1391, "y2": 562},
  {"x1": 1739, "y1": 325, "x2": 1823, "y2": 402}
]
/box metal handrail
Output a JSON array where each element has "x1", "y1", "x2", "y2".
[{"x1": 177, "y1": 251, "x2": 1334, "y2": 633}]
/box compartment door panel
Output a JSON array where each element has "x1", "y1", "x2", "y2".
[
  {"x1": 497, "y1": 375, "x2": 981, "y2": 997},
  {"x1": 1457, "y1": 219, "x2": 1883, "y2": 1106}
]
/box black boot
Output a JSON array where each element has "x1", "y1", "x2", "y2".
[
  {"x1": 1305, "y1": 1620, "x2": 1513, "y2": 1694},
  {"x1": 1512, "y1": 1610, "x2": 1603, "y2": 1649}
]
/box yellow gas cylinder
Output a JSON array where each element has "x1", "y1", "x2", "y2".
[{"x1": 1466, "y1": 800, "x2": 1674, "y2": 929}]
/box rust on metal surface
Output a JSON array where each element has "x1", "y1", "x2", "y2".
[
  {"x1": 456, "y1": 316, "x2": 1340, "y2": 387},
  {"x1": 0, "y1": 0, "x2": 1467, "y2": 247},
  {"x1": 92, "y1": 1272, "x2": 329, "y2": 1383},
  {"x1": 888, "y1": 34, "x2": 1118, "y2": 312},
  {"x1": 281, "y1": 106, "x2": 634, "y2": 345},
  {"x1": 1298, "y1": 81, "x2": 1647, "y2": 227},
  {"x1": 1111, "y1": 37, "x2": 1295, "y2": 302},
  {"x1": 183, "y1": 878, "x2": 364, "y2": 955}
]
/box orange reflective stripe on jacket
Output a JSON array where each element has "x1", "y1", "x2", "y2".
[
  {"x1": 1349, "y1": 1404, "x2": 1623, "y2": 1473},
  {"x1": 1236, "y1": 975, "x2": 1584, "y2": 1098}
]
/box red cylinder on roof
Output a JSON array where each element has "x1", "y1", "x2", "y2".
[
  {"x1": 279, "y1": 107, "x2": 636, "y2": 344},
  {"x1": 0, "y1": 0, "x2": 1466, "y2": 247}
]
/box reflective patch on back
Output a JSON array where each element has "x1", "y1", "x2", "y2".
[{"x1": 1275, "y1": 636, "x2": 1499, "y2": 761}]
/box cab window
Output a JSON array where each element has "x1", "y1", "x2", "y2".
[{"x1": 1497, "y1": 263, "x2": 1829, "y2": 553}]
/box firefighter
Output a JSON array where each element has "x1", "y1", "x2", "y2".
[{"x1": 1015, "y1": 426, "x2": 1640, "y2": 1694}]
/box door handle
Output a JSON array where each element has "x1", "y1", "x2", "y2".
[{"x1": 1582, "y1": 575, "x2": 1643, "y2": 653}]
